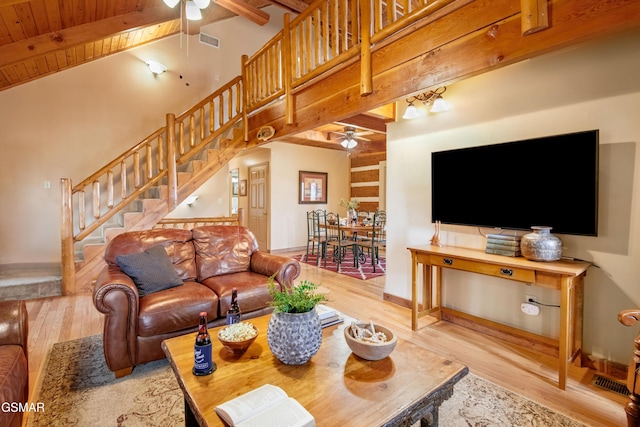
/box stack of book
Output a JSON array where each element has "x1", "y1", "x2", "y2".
[
  {"x1": 316, "y1": 304, "x2": 344, "y2": 328},
  {"x1": 485, "y1": 234, "x2": 522, "y2": 257}
]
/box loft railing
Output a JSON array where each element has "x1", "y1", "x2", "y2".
[{"x1": 60, "y1": 0, "x2": 463, "y2": 294}]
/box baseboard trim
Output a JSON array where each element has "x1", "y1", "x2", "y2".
[{"x1": 270, "y1": 246, "x2": 306, "y2": 255}]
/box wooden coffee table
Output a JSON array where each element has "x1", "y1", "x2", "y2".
[{"x1": 162, "y1": 314, "x2": 468, "y2": 427}]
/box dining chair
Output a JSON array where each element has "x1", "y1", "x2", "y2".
[
  {"x1": 326, "y1": 214, "x2": 358, "y2": 272},
  {"x1": 305, "y1": 209, "x2": 327, "y2": 264},
  {"x1": 356, "y1": 211, "x2": 386, "y2": 272}
]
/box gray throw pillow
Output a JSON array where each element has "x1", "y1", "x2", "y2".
[{"x1": 116, "y1": 245, "x2": 183, "y2": 297}]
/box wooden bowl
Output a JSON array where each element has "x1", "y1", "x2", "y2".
[
  {"x1": 217, "y1": 323, "x2": 258, "y2": 354},
  {"x1": 344, "y1": 322, "x2": 397, "y2": 360}
]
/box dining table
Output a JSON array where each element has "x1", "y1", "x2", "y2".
[{"x1": 319, "y1": 221, "x2": 380, "y2": 267}]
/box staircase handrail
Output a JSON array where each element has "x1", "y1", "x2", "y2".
[{"x1": 61, "y1": 0, "x2": 466, "y2": 295}]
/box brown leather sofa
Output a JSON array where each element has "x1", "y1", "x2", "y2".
[
  {"x1": 0, "y1": 300, "x2": 29, "y2": 427},
  {"x1": 93, "y1": 226, "x2": 300, "y2": 377}
]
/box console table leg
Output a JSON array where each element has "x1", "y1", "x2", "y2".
[{"x1": 185, "y1": 398, "x2": 199, "y2": 427}]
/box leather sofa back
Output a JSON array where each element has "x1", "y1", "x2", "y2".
[
  {"x1": 104, "y1": 229, "x2": 197, "y2": 281},
  {"x1": 192, "y1": 226, "x2": 259, "y2": 281}
]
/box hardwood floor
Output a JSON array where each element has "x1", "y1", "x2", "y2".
[{"x1": 23, "y1": 256, "x2": 627, "y2": 426}]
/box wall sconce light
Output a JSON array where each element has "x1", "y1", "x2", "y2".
[
  {"x1": 402, "y1": 87, "x2": 450, "y2": 119},
  {"x1": 184, "y1": 195, "x2": 199, "y2": 205},
  {"x1": 146, "y1": 61, "x2": 167, "y2": 75}
]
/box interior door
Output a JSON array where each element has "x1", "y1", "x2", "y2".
[{"x1": 248, "y1": 163, "x2": 269, "y2": 250}]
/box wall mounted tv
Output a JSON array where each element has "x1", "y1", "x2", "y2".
[{"x1": 431, "y1": 130, "x2": 599, "y2": 236}]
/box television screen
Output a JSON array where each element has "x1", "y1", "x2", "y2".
[{"x1": 431, "y1": 130, "x2": 599, "y2": 236}]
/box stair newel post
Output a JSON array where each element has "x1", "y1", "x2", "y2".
[
  {"x1": 241, "y1": 54, "x2": 249, "y2": 142},
  {"x1": 359, "y1": 0, "x2": 373, "y2": 96},
  {"x1": 283, "y1": 13, "x2": 294, "y2": 125},
  {"x1": 237, "y1": 207, "x2": 246, "y2": 227},
  {"x1": 166, "y1": 113, "x2": 178, "y2": 210},
  {"x1": 60, "y1": 178, "x2": 76, "y2": 295}
]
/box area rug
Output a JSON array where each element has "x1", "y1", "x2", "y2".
[
  {"x1": 29, "y1": 335, "x2": 588, "y2": 427},
  {"x1": 294, "y1": 251, "x2": 386, "y2": 280}
]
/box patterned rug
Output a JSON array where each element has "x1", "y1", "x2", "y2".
[
  {"x1": 29, "y1": 335, "x2": 587, "y2": 427},
  {"x1": 294, "y1": 251, "x2": 386, "y2": 280}
]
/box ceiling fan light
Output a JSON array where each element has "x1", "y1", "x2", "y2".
[
  {"x1": 185, "y1": 1, "x2": 203, "y2": 20},
  {"x1": 341, "y1": 138, "x2": 357, "y2": 149},
  {"x1": 193, "y1": 0, "x2": 210, "y2": 8},
  {"x1": 163, "y1": 0, "x2": 180, "y2": 7}
]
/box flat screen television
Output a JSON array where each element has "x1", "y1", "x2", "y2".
[{"x1": 431, "y1": 130, "x2": 599, "y2": 236}]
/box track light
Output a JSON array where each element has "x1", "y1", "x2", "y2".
[{"x1": 146, "y1": 61, "x2": 167, "y2": 75}]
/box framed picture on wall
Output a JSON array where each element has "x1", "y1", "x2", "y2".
[
  {"x1": 299, "y1": 171, "x2": 327, "y2": 204},
  {"x1": 239, "y1": 179, "x2": 247, "y2": 196}
]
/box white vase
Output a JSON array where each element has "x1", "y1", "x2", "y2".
[
  {"x1": 267, "y1": 309, "x2": 322, "y2": 365},
  {"x1": 520, "y1": 226, "x2": 563, "y2": 261}
]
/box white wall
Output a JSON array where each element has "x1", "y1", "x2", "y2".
[
  {"x1": 386, "y1": 29, "x2": 640, "y2": 364},
  {"x1": 267, "y1": 142, "x2": 350, "y2": 251},
  {"x1": 0, "y1": 7, "x2": 286, "y2": 264},
  {"x1": 224, "y1": 143, "x2": 350, "y2": 251}
]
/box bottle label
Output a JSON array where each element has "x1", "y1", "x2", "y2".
[
  {"x1": 226, "y1": 313, "x2": 241, "y2": 325},
  {"x1": 194, "y1": 343, "x2": 213, "y2": 373}
]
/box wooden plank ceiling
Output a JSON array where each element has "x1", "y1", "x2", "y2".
[
  {"x1": 0, "y1": 0, "x2": 315, "y2": 92},
  {"x1": 0, "y1": 0, "x2": 391, "y2": 154}
]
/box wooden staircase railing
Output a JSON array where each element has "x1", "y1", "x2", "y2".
[
  {"x1": 154, "y1": 209, "x2": 246, "y2": 230},
  {"x1": 60, "y1": 0, "x2": 469, "y2": 295}
]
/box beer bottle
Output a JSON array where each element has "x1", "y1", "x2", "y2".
[
  {"x1": 193, "y1": 312, "x2": 216, "y2": 376},
  {"x1": 226, "y1": 288, "x2": 241, "y2": 325}
]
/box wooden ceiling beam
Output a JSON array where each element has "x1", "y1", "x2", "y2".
[
  {"x1": 0, "y1": 0, "x2": 30, "y2": 6},
  {"x1": 335, "y1": 114, "x2": 387, "y2": 134},
  {"x1": 215, "y1": 0, "x2": 270, "y2": 26},
  {"x1": 265, "y1": 0, "x2": 309, "y2": 13},
  {"x1": 0, "y1": 6, "x2": 179, "y2": 68}
]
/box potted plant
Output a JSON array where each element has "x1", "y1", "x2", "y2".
[
  {"x1": 266, "y1": 275, "x2": 328, "y2": 365},
  {"x1": 339, "y1": 198, "x2": 359, "y2": 224}
]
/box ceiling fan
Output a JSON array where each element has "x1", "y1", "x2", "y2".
[{"x1": 334, "y1": 126, "x2": 374, "y2": 149}]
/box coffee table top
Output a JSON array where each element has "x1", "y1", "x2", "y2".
[{"x1": 162, "y1": 314, "x2": 468, "y2": 426}]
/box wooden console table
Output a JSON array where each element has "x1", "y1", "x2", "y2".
[{"x1": 408, "y1": 244, "x2": 590, "y2": 389}]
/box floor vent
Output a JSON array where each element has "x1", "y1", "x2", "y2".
[
  {"x1": 199, "y1": 32, "x2": 220, "y2": 48},
  {"x1": 592, "y1": 374, "x2": 629, "y2": 397}
]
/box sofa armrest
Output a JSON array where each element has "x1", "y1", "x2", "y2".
[
  {"x1": 0, "y1": 300, "x2": 28, "y2": 351},
  {"x1": 93, "y1": 266, "x2": 141, "y2": 372},
  {"x1": 250, "y1": 252, "x2": 301, "y2": 287}
]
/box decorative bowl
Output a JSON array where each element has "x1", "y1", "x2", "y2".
[
  {"x1": 344, "y1": 322, "x2": 397, "y2": 361},
  {"x1": 217, "y1": 323, "x2": 258, "y2": 354}
]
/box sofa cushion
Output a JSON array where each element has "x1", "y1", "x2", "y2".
[
  {"x1": 105, "y1": 229, "x2": 197, "y2": 281},
  {"x1": 0, "y1": 345, "x2": 28, "y2": 427},
  {"x1": 138, "y1": 281, "x2": 219, "y2": 337},
  {"x1": 202, "y1": 271, "x2": 273, "y2": 316},
  {"x1": 193, "y1": 226, "x2": 260, "y2": 281},
  {"x1": 116, "y1": 245, "x2": 184, "y2": 297}
]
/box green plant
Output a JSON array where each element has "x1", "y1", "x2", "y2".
[
  {"x1": 268, "y1": 275, "x2": 328, "y2": 314},
  {"x1": 339, "y1": 198, "x2": 359, "y2": 211}
]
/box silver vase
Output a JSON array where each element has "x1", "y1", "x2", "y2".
[
  {"x1": 267, "y1": 309, "x2": 322, "y2": 365},
  {"x1": 520, "y1": 226, "x2": 563, "y2": 261}
]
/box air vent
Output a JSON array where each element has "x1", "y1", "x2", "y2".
[
  {"x1": 199, "y1": 32, "x2": 220, "y2": 48},
  {"x1": 592, "y1": 374, "x2": 628, "y2": 397}
]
